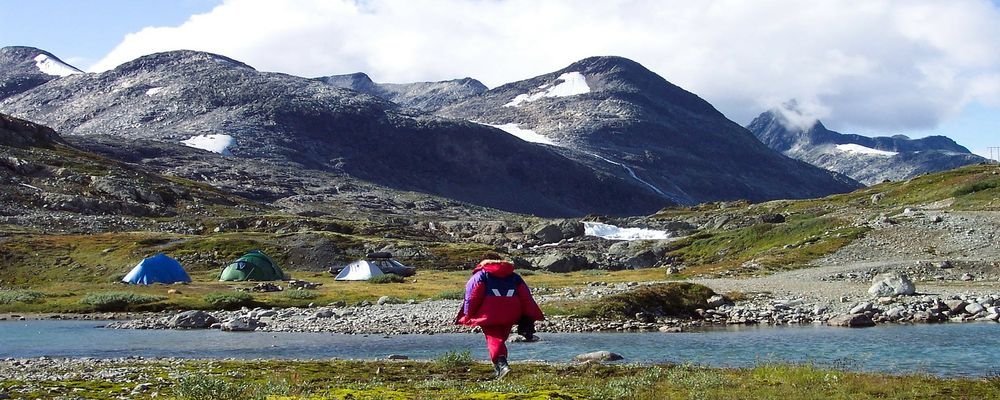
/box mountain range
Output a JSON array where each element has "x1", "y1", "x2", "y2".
[
  {"x1": 6, "y1": 45, "x2": 974, "y2": 218},
  {"x1": 747, "y1": 105, "x2": 987, "y2": 184}
]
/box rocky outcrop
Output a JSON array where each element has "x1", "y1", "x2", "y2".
[{"x1": 747, "y1": 106, "x2": 987, "y2": 185}]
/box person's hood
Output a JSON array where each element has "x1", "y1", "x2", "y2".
[{"x1": 474, "y1": 259, "x2": 515, "y2": 277}]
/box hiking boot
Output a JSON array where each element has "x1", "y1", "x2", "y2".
[{"x1": 494, "y1": 356, "x2": 511, "y2": 380}]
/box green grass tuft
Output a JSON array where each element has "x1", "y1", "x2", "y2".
[
  {"x1": 369, "y1": 274, "x2": 406, "y2": 284},
  {"x1": 203, "y1": 291, "x2": 255, "y2": 310},
  {"x1": 433, "y1": 350, "x2": 474, "y2": 369},
  {"x1": 79, "y1": 291, "x2": 165, "y2": 311}
]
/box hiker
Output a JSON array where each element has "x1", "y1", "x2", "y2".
[{"x1": 456, "y1": 252, "x2": 545, "y2": 380}]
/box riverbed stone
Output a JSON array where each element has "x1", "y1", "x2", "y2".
[
  {"x1": 707, "y1": 295, "x2": 729, "y2": 308},
  {"x1": 965, "y1": 303, "x2": 986, "y2": 315},
  {"x1": 574, "y1": 351, "x2": 624, "y2": 362},
  {"x1": 169, "y1": 310, "x2": 218, "y2": 329},
  {"x1": 868, "y1": 272, "x2": 915, "y2": 297},
  {"x1": 221, "y1": 317, "x2": 260, "y2": 332},
  {"x1": 827, "y1": 313, "x2": 876, "y2": 328}
]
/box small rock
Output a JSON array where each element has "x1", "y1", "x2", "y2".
[
  {"x1": 386, "y1": 354, "x2": 409, "y2": 360},
  {"x1": 131, "y1": 383, "x2": 152, "y2": 394},
  {"x1": 658, "y1": 326, "x2": 682, "y2": 333},
  {"x1": 960, "y1": 273, "x2": 974, "y2": 281},
  {"x1": 574, "y1": 351, "x2": 624, "y2": 362}
]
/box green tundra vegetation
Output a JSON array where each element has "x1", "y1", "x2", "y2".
[{"x1": 1, "y1": 359, "x2": 998, "y2": 399}]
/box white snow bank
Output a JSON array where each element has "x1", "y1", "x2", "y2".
[
  {"x1": 181, "y1": 134, "x2": 234, "y2": 155},
  {"x1": 33, "y1": 54, "x2": 82, "y2": 77},
  {"x1": 485, "y1": 123, "x2": 556, "y2": 145},
  {"x1": 145, "y1": 87, "x2": 165, "y2": 96},
  {"x1": 583, "y1": 222, "x2": 670, "y2": 241},
  {"x1": 504, "y1": 72, "x2": 590, "y2": 107},
  {"x1": 835, "y1": 143, "x2": 897, "y2": 157}
]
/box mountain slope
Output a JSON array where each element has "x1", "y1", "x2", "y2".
[
  {"x1": 0, "y1": 112, "x2": 254, "y2": 233},
  {"x1": 0, "y1": 50, "x2": 667, "y2": 217},
  {"x1": 747, "y1": 107, "x2": 987, "y2": 185},
  {"x1": 317, "y1": 72, "x2": 487, "y2": 112},
  {"x1": 439, "y1": 56, "x2": 861, "y2": 204},
  {"x1": 0, "y1": 46, "x2": 81, "y2": 100}
]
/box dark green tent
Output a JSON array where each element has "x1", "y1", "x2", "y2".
[{"x1": 219, "y1": 250, "x2": 286, "y2": 281}]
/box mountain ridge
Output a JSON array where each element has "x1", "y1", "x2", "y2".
[{"x1": 747, "y1": 108, "x2": 987, "y2": 185}]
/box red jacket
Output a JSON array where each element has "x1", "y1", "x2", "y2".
[{"x1": 455, "y1": 259, "x2": 545, "y2": 327}]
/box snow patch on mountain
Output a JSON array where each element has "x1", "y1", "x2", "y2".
[
  {"x1": 483, "y1": 123, "x2": 557, "y2": 145},
  {"x1": 145, "y1": 87, "x2": 165, "y2": 96},
  {"x1": 33, "y1": 54, "x2": 81, "y2": 77},
  {"x1": 835, "y1": 143, "x2": 897, "y2": 157},
  {"x1": 181, "y1": 134, "x2": 234, "y2": 155},
  {"x1": 584, "y1": 222, "x2": 670, "y2": 240},
  {"x1": 504, "y1": 72, "x2": 590, "y2": 107}
]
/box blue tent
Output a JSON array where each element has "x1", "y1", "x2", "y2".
[{"x1": 122, "y1": 254, "x2": 192, "y2": 285}]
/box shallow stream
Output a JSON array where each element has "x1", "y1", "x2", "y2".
[{"x1": 1, "y1": 320, "x2": 997, "y2": 377}]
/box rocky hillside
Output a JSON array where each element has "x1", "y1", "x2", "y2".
[
  {"x1": 747, "y1": 107, "x2": 987, "y2": 185},
  {"x1": 0, "y1": 50, "x2": 667, "y2": 217},
  {"x1": 438, "y1": 56, "x2": 861, "y2": 204},
  {"x1": 0, "y1": 46, "x2": 81, "y2": 100},
  {"x1": 0, "y1": 113, "x2": 254, "y2": 233},
  {"x1": 317, "y1": 72, "x2": 487, "y2": 112}
]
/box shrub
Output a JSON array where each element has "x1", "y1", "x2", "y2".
[
  {"x1": 566, "y1": 283, "x2": 716, "y2": 319},
  {"x1": 0, "y1": 290, "x2": 45, "y2": 304},
  {"x1": 283, "y1": 290, "x2": 318, "y2": 300},
  {"x1": 79, "y1": 291, "x2": 165, "y2": 311},
  {"x1": 204, "y1": 291, "x2": 254, "y2": 310},
  {"x1": 434, "y1": 350, "x2": 474, "y2": 369},
  {"x1": 369, "y1": 274, "x2": 405, "y2": 284},
  {"x1": 953, "y1": 178, "x2": 1000, "y2": 196},
  {"x1": 173, "y1": 375, "x2": 294, "y2": 400}
]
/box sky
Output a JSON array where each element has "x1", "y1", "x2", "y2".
[{"x1": 2, "y1": 0, "x2": 998, "y2": 159}]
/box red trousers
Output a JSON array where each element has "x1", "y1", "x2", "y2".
[{"x1": 480, "y1": 325, "x2": 512, "y2": 362}]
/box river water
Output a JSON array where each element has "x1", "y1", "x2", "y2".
[{"x1": 1, "y1": 320, "x2": 997, "y2": 377}]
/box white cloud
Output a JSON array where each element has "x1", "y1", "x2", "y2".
[{"x1": 92, "y1": 0, "x2": 1000, "y2": 136}]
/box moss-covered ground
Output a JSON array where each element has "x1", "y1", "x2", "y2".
[{"x1": 2, "y1": 359, "x2": 997, "y2": 399}]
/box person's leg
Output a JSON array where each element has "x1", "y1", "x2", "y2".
[{"x1": 480, "y1": 325, "x2": 511, "y2": 362}]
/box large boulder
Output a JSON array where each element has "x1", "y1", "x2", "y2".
[
  {"x1": 221, "y1": 317, "x2": 261, "y2": 332},
  {"x1": 530, "y1": 252, "x2": 591, "y2": 273},
  {"x1": 573, "y1": 351, "x2": 624, "y2": 362},
  {"x1": 169, "y1": 310, "x2": 219, "y2": 329},
  {"x1": 531, "y1": 220, "x2": 584, "y2": 244},
  {"x1": 867, "y1": 272, "x2": 915, "y2": 297},
  {"x1": 826, "y1": 313, "x2": 876, "y2": 328}
]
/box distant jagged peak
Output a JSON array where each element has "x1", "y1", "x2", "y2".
[
  {"x1": 112, "y1": 50, "x2": 256, "y2": 74},
  {"x1": 769, "y1": 99, "x2": 826, "y2": 132},
  {"x1": 1, "y1": 46, "x2": 82, "y2": 77}
]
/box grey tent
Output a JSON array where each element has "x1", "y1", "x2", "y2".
[{"x1": 333, "y1": 252, "x2": 415, "y2": 281}]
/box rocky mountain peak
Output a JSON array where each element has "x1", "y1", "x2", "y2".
[
  {"x1": 111, "y1": 50, "x2": 255, "y2": 76},
  {"x1": 1, "y1": 46, "x2": 82, "y2": 100},
  {"x1": 316, "y1": 72, "x2": 380, "y2": 93}
]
